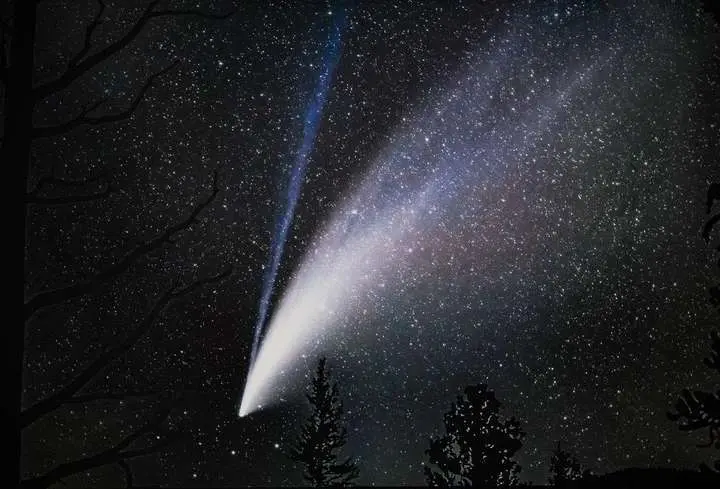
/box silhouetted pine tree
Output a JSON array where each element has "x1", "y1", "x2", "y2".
[
  {"x1": 668, "y1": 331, "x2": 720, "y2": 472},
  {"x1": 289, "y1": 357, "x2": 359, "y2": 487},
  {"x1": 668, "y1": 183, "x2": 720, "y2": 473},
  {"x1": 424, "y1": 384, "x2": 525, "y2": 487},
  {"x1": 548, "y1": 442, "x2": 591, "y2": 487}
]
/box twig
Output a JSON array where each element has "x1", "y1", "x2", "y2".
[
  {"x1": 33, "y1": 1, "x2": 234, "y2": 100},
  {"x1": 21, "y1": 405, "x2": 183, "y2": 489},
  {"x1": 20, "y1": 265, "x2": 232, "y2": 427},
  {"x1": 67, "y1": 0, "x2": 107, "y2": 70},
  {"x1": 26, "y1": 166, "x2": 112, "y2": 205},
  {"x1": 25, "y1": 185, "x2": 113, "y2": 205},
  {"x1": 24, "y1": 170, "x2": 221, "y2": 320},
  {"x1": 33, "y1": 61, "x2": 179, "y2": 138}
]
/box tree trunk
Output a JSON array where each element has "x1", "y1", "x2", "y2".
[{"x1": 3, "y1": 1, "x2": 37, "y2": 487}]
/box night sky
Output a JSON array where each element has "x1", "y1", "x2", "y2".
[{"x1": 21, "y1": 0, "x2": 720, "y2": 487}]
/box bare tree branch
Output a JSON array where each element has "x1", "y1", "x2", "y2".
[
  {"x1": 118, "y1": 460, "x2": 133, "y2": 488},
  {"x1": 33, "y1": 1, "x2": 234, "y2": 100},
  {"x1": 21, "y1": 405, "x2": 183, "y2": 489},
  {"x1": 33, "y1": 61, "x2": 179, "y2": 138},
  {"x1": 24, "y1": 170, "x2": 221, "y2": 320},
  {"x1": 149, "y1": 8, "x2": 237, "y2": 20},
  {"x1": 33, "y1": 0, "x2": 158, "y2": 100},
  {"x1": 20, "y1": 265, "x2": 232, "y2": 428},
  {"x1": 65, "y1": 391, "x2": 157, "y2": 404},
  {"x1": 26, "y1": 166, "x2": 112, "y2": 205},
  {"x1": 32, "y1": 170, "x2": 107, "y2": 193},
  {"x1": 31, "y1": 98, "x2": 106, "y2": 138},
  {"x1": 25, "y1": 185, "x2": 113, "y2": 205},
  {"x1": 21, "y1": 290, "x2": 173, "y2": 428},
  {"x1": 67, "y1": 0, "x2": 107, "y2": 70},
  {"x1": 115, "y1": 405, "x2": 173, "y2": 452},
  {"x1": 169, "y1": 264, "x2": 232, "y2": 299}
]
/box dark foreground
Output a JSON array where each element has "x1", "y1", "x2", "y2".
[{"x1": 122, "y1": 467, "x2": 720, "y2": 488}]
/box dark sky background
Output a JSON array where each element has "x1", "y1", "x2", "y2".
[{"x1": 21, "y1": 0, "x2": 720, "y2": 487}]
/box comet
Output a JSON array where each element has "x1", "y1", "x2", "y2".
[
  {"x1": 238, "y1": 14, "x2": 616, "y2": 417},
  {"x1": 241, "y1": 9, "x2": 346, "y2": 415}
]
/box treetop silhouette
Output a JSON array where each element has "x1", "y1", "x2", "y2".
[
  {"x1": 289, "y1": 357, "x2": 359, "y2": 487},
  {"x1": 668, "y1": 182, "x2": 720, "y2": 473},
  {"x1": 424, "y1": 383, "x2": 525, "y2": 487}
]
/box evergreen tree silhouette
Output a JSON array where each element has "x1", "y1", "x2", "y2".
[
  {"x1": 289, "y1": 357, "x2": 359, "y2": 487},
  {"x1": 668, "y1": 331, "x2": 720, "y2": 472},
  {"x1": 668, "y1": 183, "x2": 720, "y2": 473},
  {"x1": 424, "y1": 384, "x2": 525, "y2": 487},
  {"x1": 548, "y1": 442, "x2": 591, "y2": 487}
]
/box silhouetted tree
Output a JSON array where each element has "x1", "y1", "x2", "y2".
[
  {"x1": 424, "y1": 384, "x2": 525, "y2": 487},
  {"x1": 5, "y1": 1, "x2": 235, "y2": 487},
  {"x1": 668, "y1": 331, "x2": 720, "y2": 472},
  {"x1": 548, "y1": 442, "x2": 590, "y2": 487},
  {"x1": 289, "y1": 357, "x2": 359, "y2": 487},
  {"x1": 668, "y1": 183, "x2": 720, "y2": 473}
]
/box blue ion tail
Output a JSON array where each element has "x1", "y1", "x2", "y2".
[{"x1": 242, "y1": 9, "x2": 348, "y2": 411}]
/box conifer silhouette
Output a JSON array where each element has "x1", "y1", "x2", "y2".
[
  {"x1": 289, "y1": 357, "x2": 359, "y2": 486},
  {"x1": 424, "y1": 384, "x2": 525, "y2": 487},
  {"x1": 548, "y1": 442, "x2": 591, "y2": 487},
  {"x1": 668, "y1": 183, "x2": 720, "y2": 473},
  {"x1": 668, "y1": 331, "x2": 720, "y2": 472}
]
